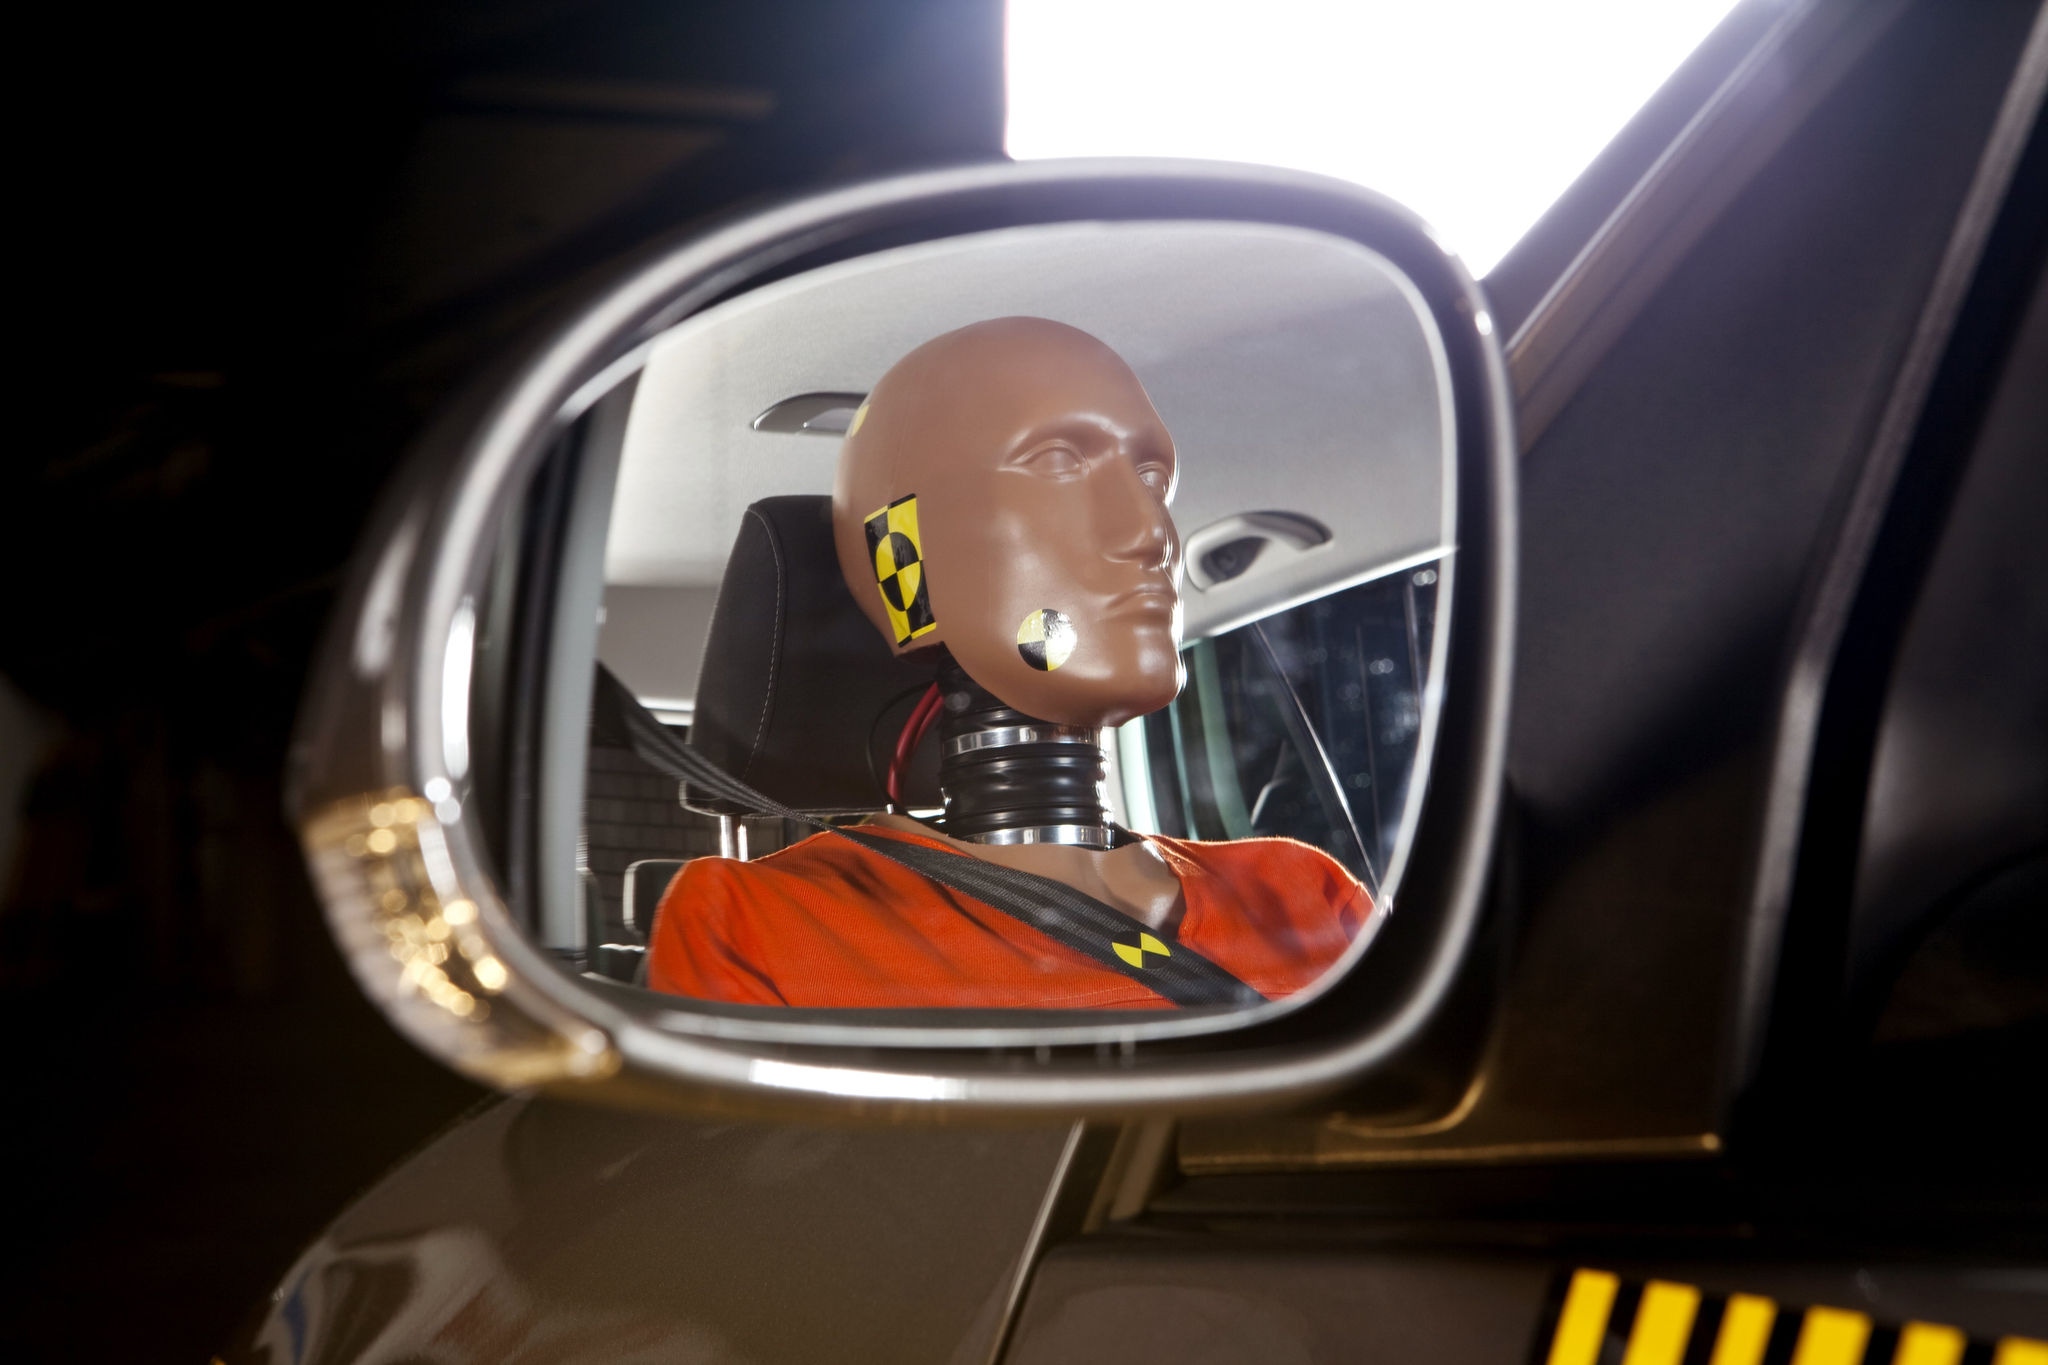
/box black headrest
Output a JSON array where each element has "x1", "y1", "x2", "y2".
[{"x1": 687, "y1": 495, "x2": 940, "y2": 813}]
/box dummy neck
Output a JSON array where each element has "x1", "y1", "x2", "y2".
[{"x1": 933, "y1": 655, "x2": 1116, "y2": 849}]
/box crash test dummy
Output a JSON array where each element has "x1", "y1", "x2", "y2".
[{"x1": 647, "y1": 317, "x2": 1370, "y2": 1009}]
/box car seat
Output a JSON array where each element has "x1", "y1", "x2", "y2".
[
  {"x1": 584, "y1": 495, "x2": 945, "y2": 975},
  {"x1": 684, "y1": 494, "x2": 941, "y2": 814}
]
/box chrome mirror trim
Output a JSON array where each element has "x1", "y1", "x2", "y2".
[{"x1": 287, "y1": 157, "x2": 1516, "y2": 1116}]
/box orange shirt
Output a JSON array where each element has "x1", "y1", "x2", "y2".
[{"x1": 646, "y1": 824, "x2": 1368, "y2": 1009}]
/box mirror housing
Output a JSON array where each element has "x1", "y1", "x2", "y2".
[{"x1": 288, "y1": 158, "x2": 1516, "y2": 1117}]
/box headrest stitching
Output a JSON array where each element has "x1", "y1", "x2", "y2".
[{"x1": 737, "y1": 505, "x2": 786, "y2": 783}]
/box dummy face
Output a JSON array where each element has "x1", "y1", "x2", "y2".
[{"x1": 834, "y1": 318, "x2": 1183, "y2": 728}]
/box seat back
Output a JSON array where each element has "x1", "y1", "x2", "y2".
[{"x1": 686, "y1": 495, "x2": 940, "y2": 813}]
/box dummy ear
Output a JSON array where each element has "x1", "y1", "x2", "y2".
[{"x1": 861, "y1": 493, "x2": 938, "y2": 647}]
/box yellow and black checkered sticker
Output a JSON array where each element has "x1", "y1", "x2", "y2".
[
  {"x1": 1539, "y1": 1268, "x2": 2045, "y2": 1365},
  {"x1": 1016, "y1": 607, "x2": 1076, "y2": 671},
  {"x1": 1111, "y1": 930, "x2": 1171, "y2": 969},
  {"x1": 864, "y1": 494, "x2": 936, "y2": 646}
]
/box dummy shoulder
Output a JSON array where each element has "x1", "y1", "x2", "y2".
[{"x1": 1166, "y1": 833, "x2": 1362, "y2": 889}]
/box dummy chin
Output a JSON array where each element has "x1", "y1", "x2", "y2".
[{"x1": 831, "y1": 316, "x2": 1187, "y2": 730}]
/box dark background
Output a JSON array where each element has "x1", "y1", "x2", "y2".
[{"x1": 0, "y1": 3, "x2": 1002, "y2": 1358}]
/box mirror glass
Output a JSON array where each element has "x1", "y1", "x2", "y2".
[{"x1": 477, "y1": 219, "x2": 1454, "y2": 1038}]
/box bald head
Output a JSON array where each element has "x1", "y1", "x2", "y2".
[{"x1": 832, "y1": 317, "x2": 1184, "y2": 728}]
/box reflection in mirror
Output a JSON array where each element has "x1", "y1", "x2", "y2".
[{"x1": 481, "y1": 220, "x2": 1454, "y2": 1033}]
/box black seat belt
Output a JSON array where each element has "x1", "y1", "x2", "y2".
[{"x1": 595, "y1": 669, "x2": 1261, "y2": 1009}]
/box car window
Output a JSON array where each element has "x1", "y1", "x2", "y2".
[{"x1": 1130, "y1": 562, "x2": 1440, "y2": 896}]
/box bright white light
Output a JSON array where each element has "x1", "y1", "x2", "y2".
[
  {"x1": 441, "y1": 598, "x2": 475, "y2": 782},
  {"x1": 749, "y1": 1059, "x2": 968, "y2": 1100},
  {"x1": 1006, "y1": 0, "x2": 1744, "y2": 275}
]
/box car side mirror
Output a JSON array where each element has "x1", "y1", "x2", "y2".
[{"x1": 288, "y1": 159, "x2": 1515, "y2": 1117}]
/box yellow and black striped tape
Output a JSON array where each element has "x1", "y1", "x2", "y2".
[{"x1": 1539, "y1": 1268, "x2": 2045, "y2": 1365}]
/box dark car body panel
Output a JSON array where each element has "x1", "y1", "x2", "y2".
[{"x1": 243, "y1": 1099, "x2": 1071, "y2": 1363}]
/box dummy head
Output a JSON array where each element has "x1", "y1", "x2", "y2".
[{"x1": 833, "y1": 317, "x2": 1184, "y2": 729}]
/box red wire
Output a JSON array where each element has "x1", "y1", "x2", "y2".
[
  {"x1": 887, "y1": 683, "x2": 942, "y2": 806},
  {"x1": 889, "y1": 684, "x2": 942, "y2": 804},
  {"x1": 886, "y1": 690, "x2": 929, "y2": 805},
  {"x1": 910, "y1": 686, "x2": 943, "y2": 749}
]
